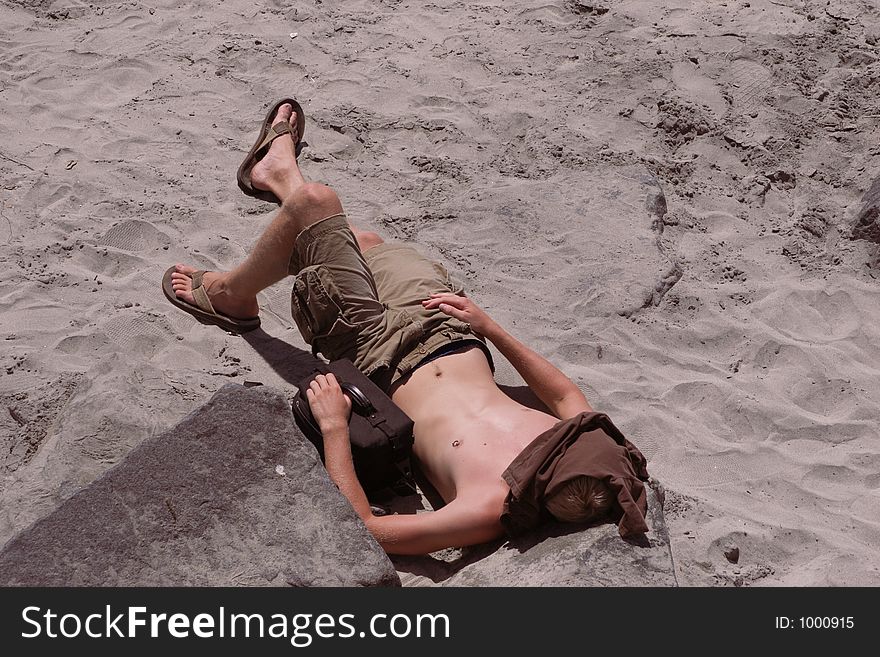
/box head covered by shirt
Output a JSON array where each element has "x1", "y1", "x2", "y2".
[{"x1": 500, "y1": 411, "x2": 651, "y2": 538}]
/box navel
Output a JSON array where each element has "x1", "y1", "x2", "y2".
[{"x1": 452, "y1": 439, "x2": 461, "y2": 448}]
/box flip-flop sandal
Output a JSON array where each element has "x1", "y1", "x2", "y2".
[
  {"x1": 162, "y1": 266, "x2": 260, "y2": 334},
  {"x1": 236, "y1": 97, "x2": 306, "y2": 205}
]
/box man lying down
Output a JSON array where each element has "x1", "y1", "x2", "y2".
[{"x1": 163, "y1": 98, "x2": 652, "y2": 555}]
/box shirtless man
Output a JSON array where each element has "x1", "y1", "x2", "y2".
[{"x1": 164, "y1": 101, "x2": 649, "y2": 555}]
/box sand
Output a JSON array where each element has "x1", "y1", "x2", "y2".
[{"x1": 2, "y1": 0, "x2": 879, "y2": 586}]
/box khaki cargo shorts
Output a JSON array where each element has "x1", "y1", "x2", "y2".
[{"x1": 288, "y1": 213, "x2": 494, "y2": 391}]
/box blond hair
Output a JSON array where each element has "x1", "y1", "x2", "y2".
[{"x1": 545, "y1": 475, "x2": 613, "y2": 524}]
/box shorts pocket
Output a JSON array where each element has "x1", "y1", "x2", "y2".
[{"x1": 290, "y1": 265, "x2": 358, "y2": 357}]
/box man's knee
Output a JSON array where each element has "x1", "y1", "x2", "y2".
[
  {"x1": 355, "y1": 230, "x2": 384, "y2": 252},
  {"x1": 296, "y1": 182, "x2": 339, "y2": 209},
  {"x1": 285, "y1": 182, "x2": 344, "y2": 225}
]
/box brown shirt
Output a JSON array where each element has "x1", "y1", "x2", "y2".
[{"x1": 500, "y1": 411, "x2": 651, "y2": 538}]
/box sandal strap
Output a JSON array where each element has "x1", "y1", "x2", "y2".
[
  {"x1": 190, "y1": 270, "x2": 216, "y2": 314},
  {"x1": 255, "y1": 122, "x2": 293, "y2": 154}
]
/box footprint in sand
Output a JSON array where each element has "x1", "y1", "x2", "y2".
[
  {"x1": 98, "y1": 219, "x2": 173, "y2": 252},
  {"x1": 103, "y1": 313, "x2": 177, "y2": 359},
  {"x1": 725, "y1": 58, "x2": 776, "y2": 119}
]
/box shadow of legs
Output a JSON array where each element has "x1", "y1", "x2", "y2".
[{"x1": 241, "y1": 328, "x2": 323, "y2": 387}]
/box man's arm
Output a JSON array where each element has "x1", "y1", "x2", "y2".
[
  {"x1": 422, "y1": 293, "x2": 593, "y2": 419},
  {"x1": 306, "y1": 374, "x2": 504, "y2": 555},
  {"x1": 482, "y1": 322, "x2": 593, "y2": 419}
]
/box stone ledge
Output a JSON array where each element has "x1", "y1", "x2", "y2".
[
  {"x1": 0, "y1": 384, "x2": 399, "y2": 587},
  {"x1": 394, "y1": 481, "x2": 676, "y2": 587}
]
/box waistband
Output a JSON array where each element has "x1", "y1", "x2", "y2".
[{"x1": 391, "y1": 331, "x2": 495, "y2": 386}]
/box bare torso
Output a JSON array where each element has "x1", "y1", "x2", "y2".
[{"x1": 390, "y1": 344, "x2": 561, "y2": 508}]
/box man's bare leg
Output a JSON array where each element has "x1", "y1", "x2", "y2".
[{"x1": 170, "y1": 103, "x2": 382, "y2": 318}]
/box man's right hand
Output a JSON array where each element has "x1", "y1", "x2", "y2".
[
  {"x1": 306, "y1": 373, "x2": 352, "y2": 435},
  {"x1": 422, "y1": 292, "x2": 498, "y2": 338}
]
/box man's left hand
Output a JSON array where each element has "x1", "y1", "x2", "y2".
[{"x1": 422, "y1": 292, "x2": 498, "y2": 337}]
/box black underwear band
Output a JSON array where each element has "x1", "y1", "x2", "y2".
[{"x1": 413, "y1": 339, "x2": 495, "y2": 373}]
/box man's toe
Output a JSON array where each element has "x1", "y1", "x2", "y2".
[
  {"x1": 274, "y1": 103, "x2": 293, "y2": 127},
  {"x1": 174, "y1": 263, "x2": 197, "y2": 275}
]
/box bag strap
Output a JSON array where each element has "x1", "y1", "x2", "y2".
[
  {"x1": 340, "y1": 382, "x2": 406, "y2": 450},
  {"x1": 369, "y1": 414, "x2": 403, "y2": 450},
  {"x1": 339, "y1": 382, "x2": 374, "y2": 414}
]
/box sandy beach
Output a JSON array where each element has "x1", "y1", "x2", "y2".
[{"x1": 2, "y1": 0, "x2": 879, "y2": 586}]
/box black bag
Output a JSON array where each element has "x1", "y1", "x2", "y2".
[{"x1": 291, "y1": 359, "x2": 416, "y2": 500}]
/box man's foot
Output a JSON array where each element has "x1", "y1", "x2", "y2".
[
  {"x1": 170, "y1": 265, "x2": 259, "y2": 319},
  {"x1": 250, "y1": 103, "x2": 302, "y2": 202}
]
